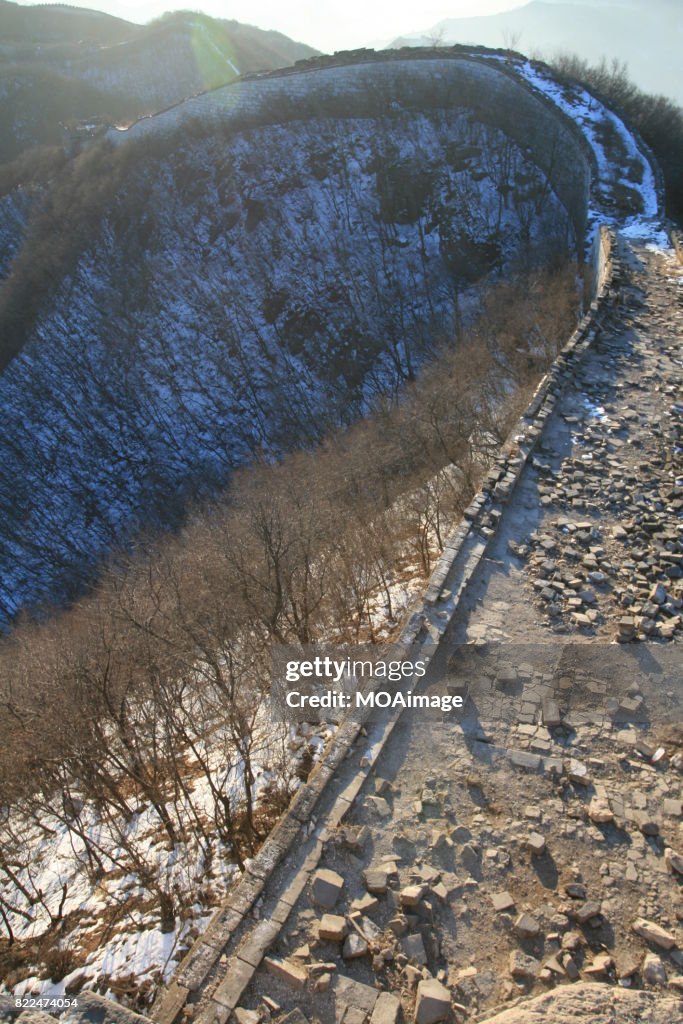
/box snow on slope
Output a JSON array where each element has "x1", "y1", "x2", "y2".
[
  {"x1": 0, "y1": 109, "x2": 573, "y2": 625},
  {"x1": 505, "y1": 57, "x2": 662, "y2": 238},
  {"x1": 1, "y1": 711, "x2": 326, "y2": 1003}
]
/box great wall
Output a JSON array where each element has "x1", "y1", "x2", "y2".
[
  {"x1": 10, "y1": 47, "x2": 683, "y2": 1024},
  {"x1": 109, "y1": 50, "x2": 598, "y2": 238}
]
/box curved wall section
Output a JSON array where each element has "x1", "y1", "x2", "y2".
[
  {"x1": 110, "y1": 55, "x2": 595, "y2": 246},
  {"x1": 150, "y1": 227, "x2": 618, "y2": 1024}
]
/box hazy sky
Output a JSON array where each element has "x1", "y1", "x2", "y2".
[{"x1": 15, "y1": 0, "x2": 531, "y2": 50}]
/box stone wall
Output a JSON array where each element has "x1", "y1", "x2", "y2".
[
  {"x1": 102, "y1": 51, "x2": 624, "y2": 1024},
  {"x1": 149, "y1": 225, "x2": 617, "y2": 1024},
  {"x1": 108, "y1": 54, "x2": 595, "y2": 245},
  {"x1": 422, "y1": 222, "x2": 614, "y2": 609},
  {"x1": 592, "y1": 222, "x2": 613, "y2": 299}
]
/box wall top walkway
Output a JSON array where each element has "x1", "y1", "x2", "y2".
[{"x1": 48, "y1": 45, "x2": 667, "y2": 1024}]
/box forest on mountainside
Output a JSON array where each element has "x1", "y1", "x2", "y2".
[{"x1": 0, "y1": 96, "x2": 577, "y2": 625}]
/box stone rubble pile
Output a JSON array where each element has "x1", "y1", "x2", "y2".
[
  {"x1": 236, "y1": 697, "x2": 682, "y2": 1023},
  {"x1": 516, "y1": 350, "x2": 682, "y2": 641}
]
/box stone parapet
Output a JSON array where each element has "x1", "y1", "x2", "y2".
[{"x1": 149, "y1": 225, "x2": 617, "y2": 1024}]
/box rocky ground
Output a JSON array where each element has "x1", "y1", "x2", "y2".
[
  {"x1": 454, "y1": 237, "x2": 682, "y2": 648},
  {"x1": 232, "y1": 640, "x2": 681, "y2": 1024},
  {"x1": 155, "y1": 234, "x2": 682, "y2": 1024},
  {"x1": 8, "y1": 245, "x2": 681, "y2": 1024}
]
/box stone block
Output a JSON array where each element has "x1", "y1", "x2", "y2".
[
  {"x1": 588, "y1": 796, "x2": 614, "y2": 824},
  {"x1": 491, "y1": 891, "x2": 516, "y2": 913},
  {"x1": 213, "y1": 959, "x2": 254, "y2": 1011},
  {"x1": 400, "y1": 884, "x2": 425, "y2": 907},
  {"x1": 567, "y1": 759, "x2": 590, "y2": 785},
  {"x1": 366, "y1": 795, "x2": 392, "y2": 818},
  {"x1": 333, "y1": 975, "x2": 378, "y2": 1024},
  {"x1": 352, "y1": 893, "x2": 379, "y2": 914},
  {"x1": 149, "y1": 982, "x2": 190, "y2": 1024},
  {"x1": 319, "y1": 914, "x2": 348, "y2": 941},
  {"x1": 370, "y1": 992, "x2": 401, "y2": 1024},
  {"x1": 176, "y1": 939, "x2": 219, "y2": 991},
  {"x1": 263, "y1": 956, "x2": 308, "y2": 989},
  {"x1": 574, "y1": 902, "x2": 602, "y2": 926},
  {"x1": 237, "y1": 919, "x2": 280, "y2": 967},
  {"x1": 665, "y1": 849, "x2": 683, "y2": 876},
  {"x1": 642, "y1": 954, "x2": 667, "y2": 986},
  {"x1": 508, "y1": 749, "x2": 542, "y2": 771},
  {"x1": 311, "y1": 868, "x2": 344, "y2": 909},
  {"x1": 401, "y1": 932, "x2": 427, "y2": 964},
  {"x1": 632, "y1": 918, "x2": 677, "y2": 950},
  {"x1": 509, "y1": 950, "x2": 541, "y2": 978},
  {"x1": 415, "y1": 978, "x2": 451, "y2": 1024},
  {"x1": 364, "y1": 867, "x2": 389, "y2": 894},
  {"x1": 541, "y1": 697, "x2": 562, "y2": 727},
  {"x1": 514, "y1": 913, "x2": 541, "y2": 939},
  {"x1": 526, "y1": 832, "x2": 546, "y2": 856},
  {"x1": 342, "y1": 932, "x2": 369, "y2": 959},
  {"x1": 234, "y1": 1010, "x2": 260, "y2": 1024}
]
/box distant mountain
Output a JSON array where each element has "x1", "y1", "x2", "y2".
[
  {"x1": 0, "y1": 0, "x2": 136, "y2": 44},
  {"x1": 392, "y1": 0, "x2": 682, "y2": 106},
  {"x1": 0, "y1": 2, "x2": 318, "y2": 162}
]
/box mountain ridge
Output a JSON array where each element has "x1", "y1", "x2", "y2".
[{"x1": 0, "y1": 1, "x2": 319, "y2": 162}]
